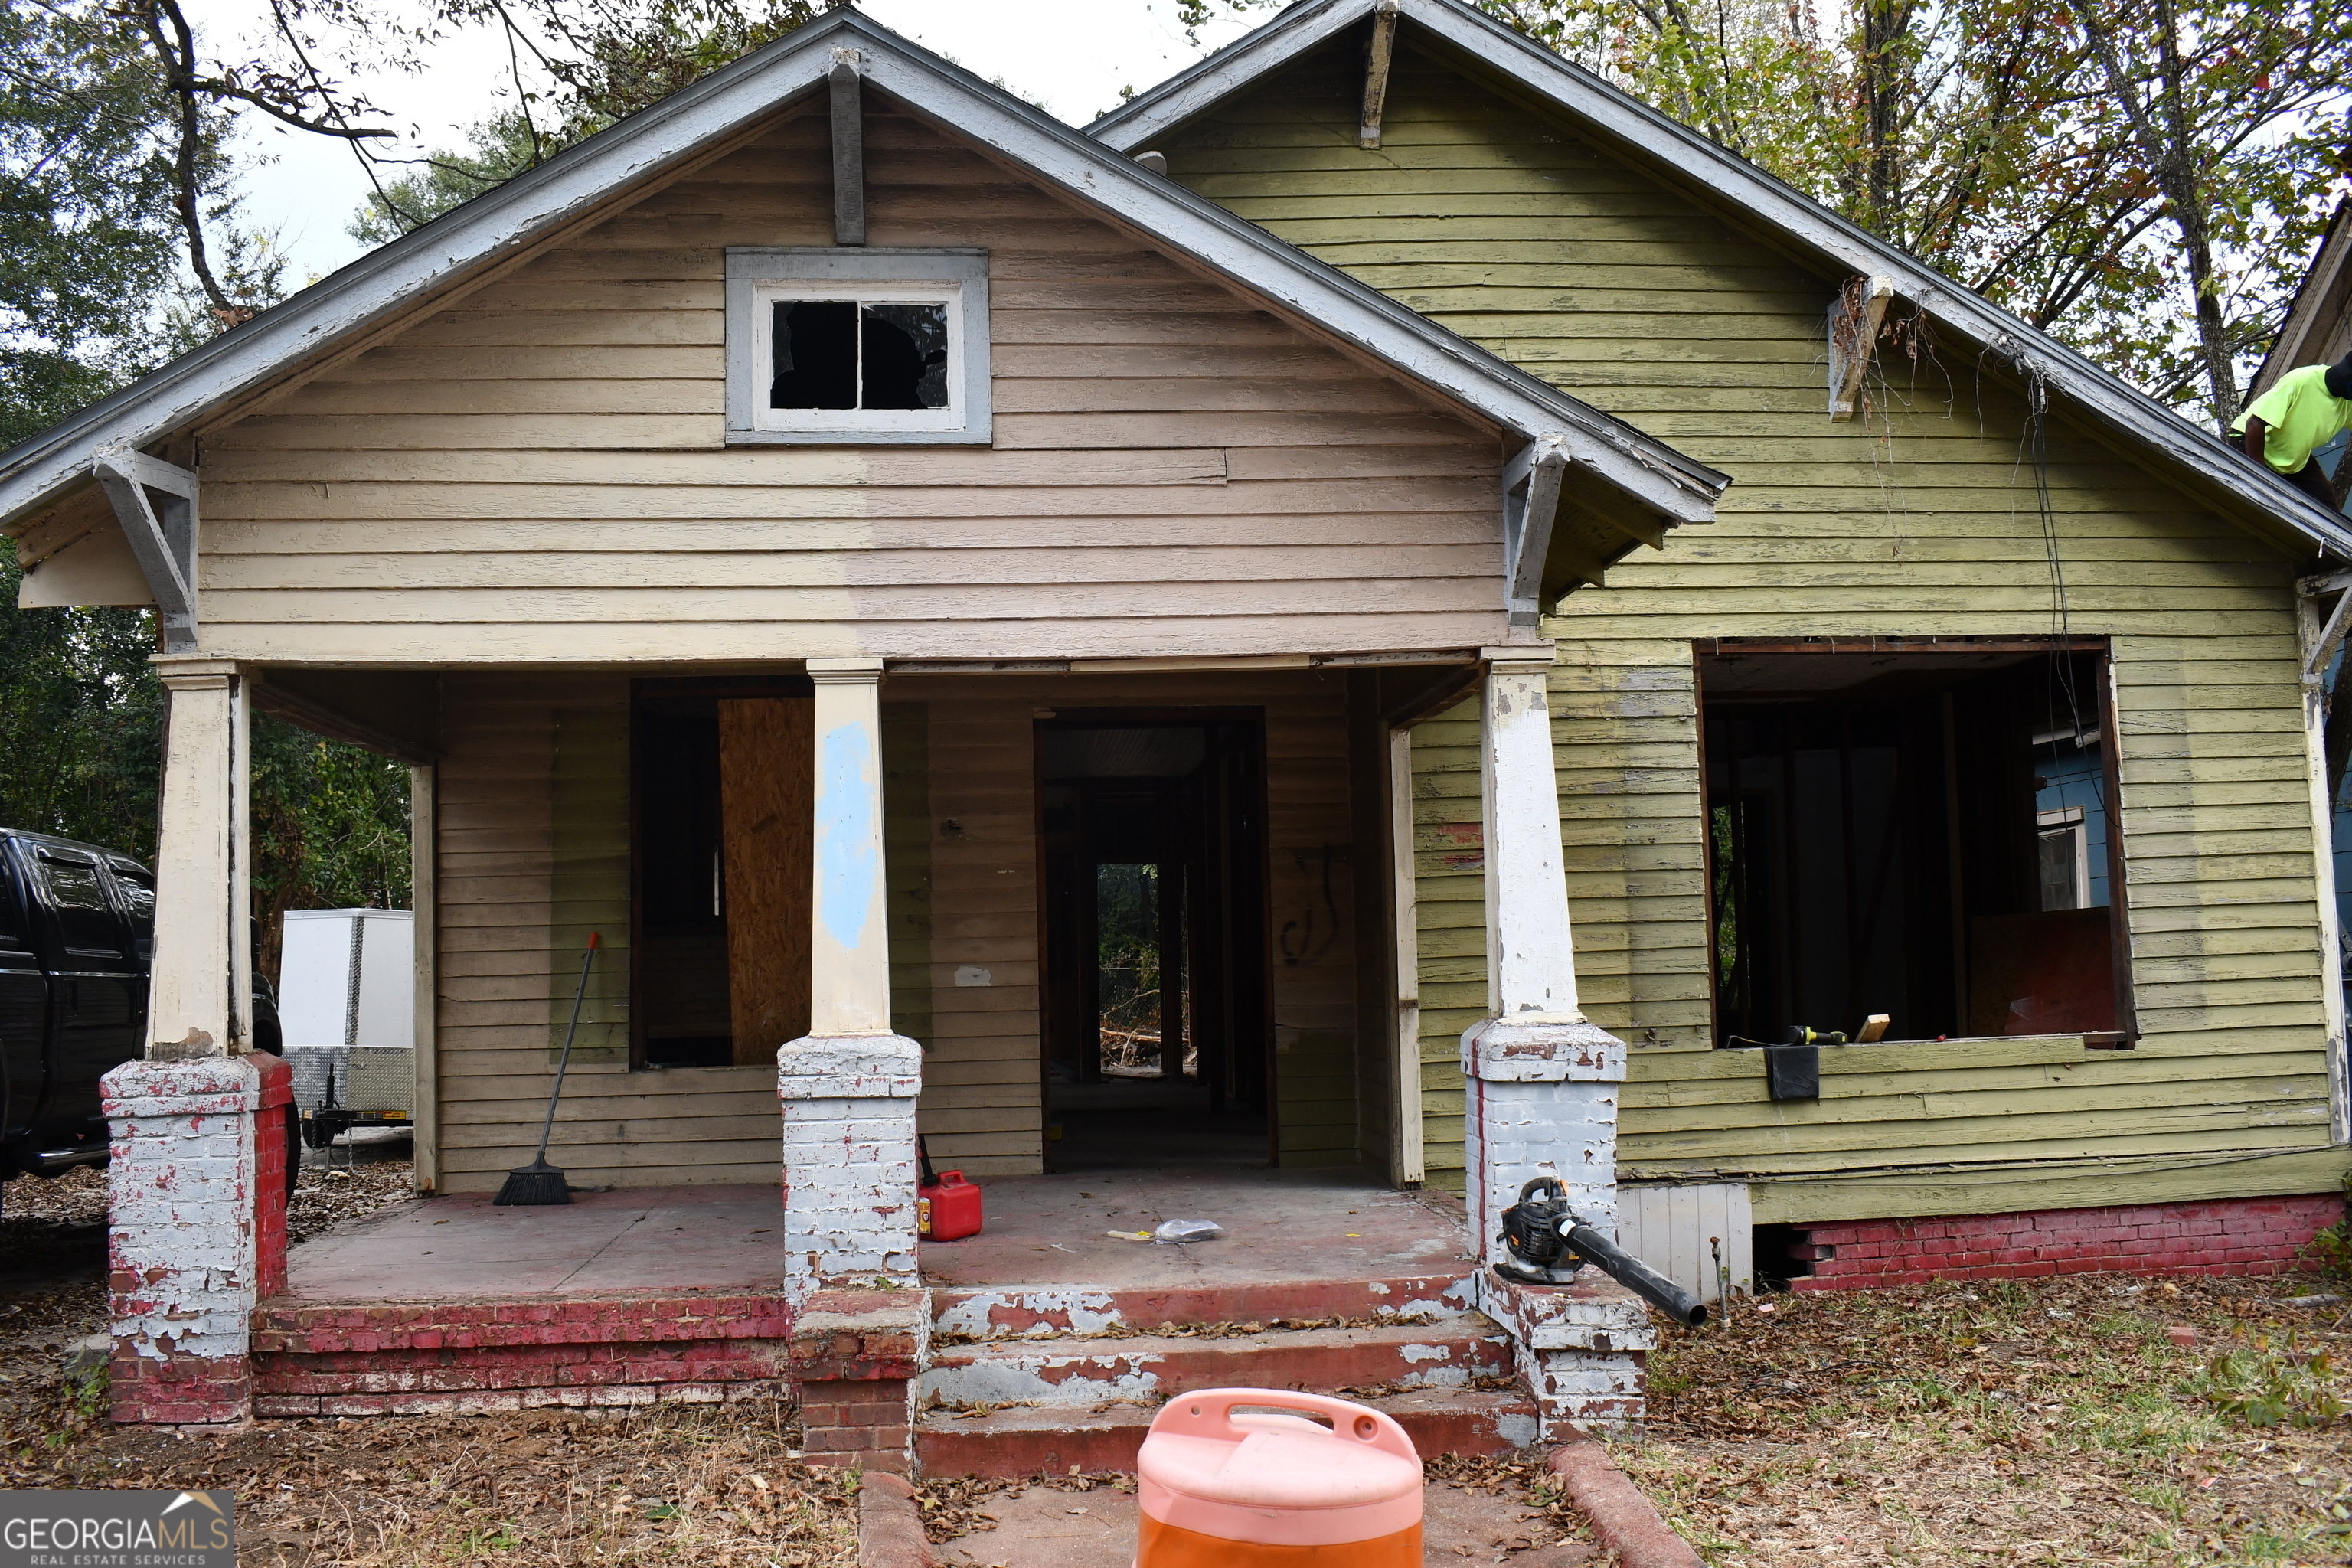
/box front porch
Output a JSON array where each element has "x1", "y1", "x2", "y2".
[
  {"x1": 252, "y1": 1165, "x2": 1647, "y2": 1469},
  {"x1": 107, "y1": 645, "x2": 1648, "y2": 1452}
]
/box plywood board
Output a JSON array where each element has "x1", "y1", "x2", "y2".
[{"x1": 719, "y1": 697, "x2": 814, "y2": 1065}]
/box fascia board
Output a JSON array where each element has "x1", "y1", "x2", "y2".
[
  {"x1": 1098, "y1": 0, "x2": 2352, "y2": 561},
  {"x1": 0, "y1": 5, "x2": 1723, "y2": 534},
  {"x1": 1091, "y1": 0, "x2": 1365, "y2": 150}
]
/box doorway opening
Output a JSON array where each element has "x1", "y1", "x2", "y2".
[
  {"x1": 1700, "y1": 642, "x2": 2132, "y2": 1048},
  {"x1": 1037, "y1": 715, "x2": 1271, "y2": 1169},
  {"x1": 631, "y1": 676, "x2": 814, "y2": 1069}
]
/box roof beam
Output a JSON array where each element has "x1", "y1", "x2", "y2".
[
  {"x1": 91, "y1": 444, "x2": 198, "y2": 652},
  {"x1": 831, "y1": 49, "x2": 866, "y2": 247},
  {"x1": 1505, "y1": 435, "x2": 1568, "y2": 626},
  {"x1": 1361, "y1": 0, "x2": 1401, "y2": 149},
  {"x1": 1829, "y1": 276, "x2": 1894, "y2": 420}
]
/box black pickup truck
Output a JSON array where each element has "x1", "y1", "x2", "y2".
[{"x1": 0, "y1": 828, "x2": 283, "y2": 1187}]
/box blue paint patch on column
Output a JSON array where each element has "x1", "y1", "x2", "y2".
[{"x1": 817, "y1": 723, "x2": 877, "y2": 949}]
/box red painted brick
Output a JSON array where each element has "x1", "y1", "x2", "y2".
[{"x1": 1785, "y1": 1194, "x2": 2343, "y2": 1292}]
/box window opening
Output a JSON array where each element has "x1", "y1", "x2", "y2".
[
  {"x1": 769, "y1": 299, "x2": 951, "y2": 413},
  {"x1": 1703, "y1": 645, "x2": 2125, "y2": 1047}
]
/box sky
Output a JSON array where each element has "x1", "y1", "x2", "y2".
[{"x1": 184, "y1": 0, "x2": 1266, "y2": 287}]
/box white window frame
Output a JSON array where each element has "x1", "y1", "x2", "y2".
[{"x1": 724, "y1": 247, "x2": 991, "y2": 446}]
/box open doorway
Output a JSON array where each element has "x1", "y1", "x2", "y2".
[
  {"x1": 1037, "y1": 715, "x2": 1272, "y2": 1169},
  {"x1": 1700, "y1": 642, "x2": 2132, "y2": 1048}
]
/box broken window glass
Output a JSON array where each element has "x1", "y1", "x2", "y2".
[
  {"x1": 768, "y1": 298, "x2": 950, "y2": 413},
  {"x1": 861, "y1": 302, "x2": 950, "y2": 410}
]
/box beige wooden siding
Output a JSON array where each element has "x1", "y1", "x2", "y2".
[
  {"x1": 434, "y1": 675, "x2": 778, "y2": 1191},
  {"x1": 893, "y1": 668, "x2": 1365, "y2": 1175},
  {"x1": 193, "y1": 103, "x2": 1504, "y2": 666},
  {"x1": 1170, "y1": 41, "x2": 2347, "y2": 1214}
]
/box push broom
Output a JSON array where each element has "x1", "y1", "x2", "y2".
[{"x1": 495, "y1": 932, "x2": 598, "y2": 1207}]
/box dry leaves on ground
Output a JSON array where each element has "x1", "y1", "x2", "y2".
[
  {"x1": 1619, "y1": 1272, "x2": 2352, "y2": 1566},
  {"x1": 1, "y1": 1152, "x2": 859, "y2": 1566}
]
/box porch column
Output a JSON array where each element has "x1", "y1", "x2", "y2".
[
  {"x1": 779, "y1": 657, "x2": 922, "y2": 1302},
  {"x1": 105, "y1": 657, "x2": 292, "y2": 1424},
  {"x1": 1461, "y1": 645, "x2": 1627, "y2": 1259}
]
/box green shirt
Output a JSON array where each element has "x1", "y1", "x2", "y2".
[{"x1": 2231, "y1": 364, "x2": 2352, "y2": 474}]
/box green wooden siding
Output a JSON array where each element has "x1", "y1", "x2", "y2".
[{"x1": 1167, "y1": 39, "x2": 2348, "y2": 1217}]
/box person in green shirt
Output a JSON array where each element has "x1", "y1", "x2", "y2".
[{"x1": 2232, "y1": 354, "x2": 2352, "y2": 508}]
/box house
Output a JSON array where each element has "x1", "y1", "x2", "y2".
[
  {"x1": 1094, "y1": 0, "x2": 2352, "y2": 1288},
  {"x1": 2, "y1": 0, "x2": 2346, "y2": 1468},
  {"x1": 3, "y1": 6, "x2": 1720, "y2": 1456}
]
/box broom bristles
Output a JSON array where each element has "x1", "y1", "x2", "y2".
[{"x1": 492, "y1": 1155, "x2": 572, "y2": 1207}]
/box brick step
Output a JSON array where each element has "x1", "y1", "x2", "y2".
[
  {"x1": 918, "y1": 1314, "x2": 1510, "y2": 1410},
  {"x1": 930, "y1": 1272, "x2": 1478, "y2": 1339},
  {"x1": 250, "y1": 1294, "x2": 795, "y2": 1417},
  {"x1": 916, "y1": 1386, "x2": 1540, "y2": 1478}
]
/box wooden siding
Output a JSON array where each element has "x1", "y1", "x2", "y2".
[
  {"x1": 1166, "y1": 41, "x2": 2350, "y2": 1214},
  {"x1": 893, "y1": 669, "x2": 1367, "y2": 1175},
  {"x1": 434, "y1": 675, "x2": 778, "y2": 1191},
  {"x1": 194, "y1": 102, "x2": 1508, "y2": 666}
]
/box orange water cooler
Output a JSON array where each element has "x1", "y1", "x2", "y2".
[{"x1": 1134, "y1": 1389, "x2": 1423, "y2": 1566}]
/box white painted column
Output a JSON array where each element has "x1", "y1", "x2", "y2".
[
  {"x1": 2294, "y1": 594, "x2": 2351, "y2": 1143},
  {"x1": 146, "y1": 657, "x2": 251, "y2": 1057},
  {"x1": 780, "y1": 657, "x2": 922, "y2": 1301},
  {"x1": 1461, "y1": 646, "x2": 1627, "y2": 1259},
  {"x1": 108, "y1": 655, "x2": 286, "y2": 1425}
]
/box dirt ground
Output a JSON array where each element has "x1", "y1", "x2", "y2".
[
  {"x1": 1622, "y1": 1271, "x2": 2352, "y2": 1566},
  {"x1": 0, "y1": 1148, "x2": 859, "y2": 1566}
]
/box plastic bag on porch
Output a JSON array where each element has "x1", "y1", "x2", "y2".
[{"x1": 1152, "y1": 1218, "x2": 1223, "y2": 1245}]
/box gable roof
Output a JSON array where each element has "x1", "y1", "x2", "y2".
[
  {"x1": 1093, "y1": 0, "x2": 2352, "y2": 563},
  {"x1": 0, "y1": 7, "x2": 1725, "y2": 540}
]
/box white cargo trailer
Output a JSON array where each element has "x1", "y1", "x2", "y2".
[{"x1": 279, "y1": 908, "x2": 414, "y2": 1145}]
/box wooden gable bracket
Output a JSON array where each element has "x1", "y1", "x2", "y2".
[
  {"x1": 1360, "y1": 0, "x2": 1403, "y2": 149},
  {"x1": 91, "y1": 443, "x2": 198, "y2": 652},
  {"x1": 1503, "y1": 435, "x2": 1569, "y2": 627},
  {"x1": 1828, "y1": 274, "x2": 1896, "y2": 420},
  {"x1": 831, "y1": 47, "x2": 865, "y2": 247}
]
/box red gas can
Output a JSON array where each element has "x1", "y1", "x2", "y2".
[{"x1": 918, "y1": 1170, "x2": 982, "y2": 1240}]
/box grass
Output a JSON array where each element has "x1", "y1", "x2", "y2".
[{"x1": 1615, "y1": 1272, "x2": 2352, "y2": 1566}]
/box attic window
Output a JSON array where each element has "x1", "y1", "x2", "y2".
[{"x1": 726, "y1": 248, "x2": 990, "y2": 445}]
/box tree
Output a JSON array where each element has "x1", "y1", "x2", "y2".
[{"x1": 355, "y1": 0, "x2": 850, "y2": 240}]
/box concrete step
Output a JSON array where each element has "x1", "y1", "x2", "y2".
[
  {"x1": 916, "y1": 1385, "x2": 1540, "y2": 1478},
  {"x1": 918, "y1": 1313, "x2": 1510, "y2": 1410},
  {"x1": 930, "y1": 1271, "x2": 1476, "y2": 1339}
]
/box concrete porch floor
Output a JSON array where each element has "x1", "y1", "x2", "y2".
[
  {"x1": 284, "y1": 1185, "x2": 785, "y2": 1301},
  {"x1": 918, "y1": 1166, "x2": 1475, "y2": 1291},
  {"x1": 277, "y1": 1167, "x2": 1470, "y2": 1302}
]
